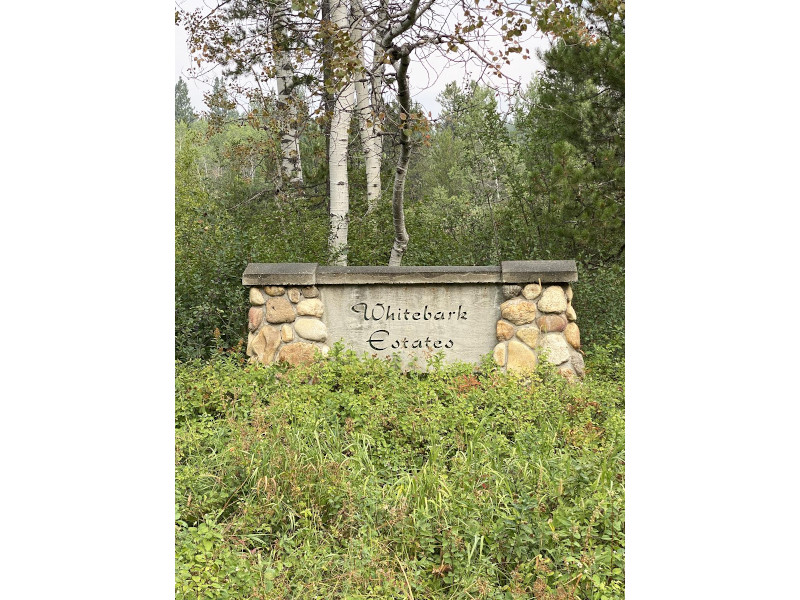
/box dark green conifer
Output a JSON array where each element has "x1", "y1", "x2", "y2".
[{"x1": 175, "y1": 77, "x2": 196, "y2": 123}]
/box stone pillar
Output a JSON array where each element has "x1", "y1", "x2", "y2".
[
  {"x1": 492, "y1": 281, "x2": 583, "y2": 378},
  {"x1": 246, "y1": 284, "x2": 329, "y2": 366}
]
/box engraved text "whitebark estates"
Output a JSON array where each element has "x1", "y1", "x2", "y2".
[{"x1": 350, "y1": 302, "x2": 468, "y2": 351}]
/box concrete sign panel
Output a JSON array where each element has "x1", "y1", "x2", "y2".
[{"x1": 322, "y1": 284, "x2": 503, "y2": 366}]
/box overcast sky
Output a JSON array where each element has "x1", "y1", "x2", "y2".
[{"x1": 174, "y1": 2, "x2": 551, "y2": 119}]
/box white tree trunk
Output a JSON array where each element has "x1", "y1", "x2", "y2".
[
  {"x1": 352, "y1": 0, "x2": 381, "y2": 213},
  {"x1": 328, "y1": 0, "x2": 355, "y2": 265},
  {"x1": 272, "y1": 0, "x2": 303, "y2": 186}
]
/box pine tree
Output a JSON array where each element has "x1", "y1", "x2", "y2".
[
  {"x1": 515, "y1": 0, "x2": 625, "y2": 265},
  {"x1": 175, "y1": 77, "x2": 196, "y2": 123}
]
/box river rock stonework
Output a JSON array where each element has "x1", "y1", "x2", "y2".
[
  {"x1": 245, "y1": 283, "x2": 329, "y2": 365},
  {"x1": 243, "y1": 261, "x2": 583, "y2": 377},
  {"x1": 491, "y1": 281, "x2": 583, "y2": 378}
]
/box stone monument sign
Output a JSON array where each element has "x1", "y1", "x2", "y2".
[{"x1": 242, "y1": 261, "x2": 583, "y2": 376}]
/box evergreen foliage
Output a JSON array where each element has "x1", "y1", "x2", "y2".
[
  {"x1": 175, "y1": 77, "x2": 196, "y2": 123},
  {"x1": 513, "y1": 0, "x2": 625, "y2": 265}
]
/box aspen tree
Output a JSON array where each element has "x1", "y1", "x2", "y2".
[{"x1": 327, "y1": 0, "x2": 356, "y2": 264}]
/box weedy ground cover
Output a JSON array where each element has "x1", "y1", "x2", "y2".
[{"x1": 176, "y1": 347, "x2": 624, "y2": 599}]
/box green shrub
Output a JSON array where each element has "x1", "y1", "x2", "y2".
[
  {"x1": 176, "y1": 518, "x2": 277, "y2": 599},
  {"x1": 571, "y1": 263, "x2": 624, "y2": 349},
  {"x1": 176, "y1": 351, "x2": 624, "y2": 599},
  {"x1": 175, "y1": 123, "x2": 329, "y2": 362}
]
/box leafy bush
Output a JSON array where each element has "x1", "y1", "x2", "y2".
[
  {"x1": 175, "y1": 123, "x2": 328, "y2": 361},
  {"x1": 176, "y1": 351, "x2": 624, "y2": 599},
  {"x1": 176, "y1": 518, "x2": 279, "y2": 599}
]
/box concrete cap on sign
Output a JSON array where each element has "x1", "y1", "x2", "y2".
[
  {"x1": 242, "y1": 261, "x2": 577, "y2": 286},
  {"x1": 315, "y1": 265, "x2": 501, "y2": 284},
  {"x1": 242, "y1": 263, "x2": 318, "y2": 286},
  {"x1": 500, "y1": 260, "x2": 578, "y2": 283}
]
